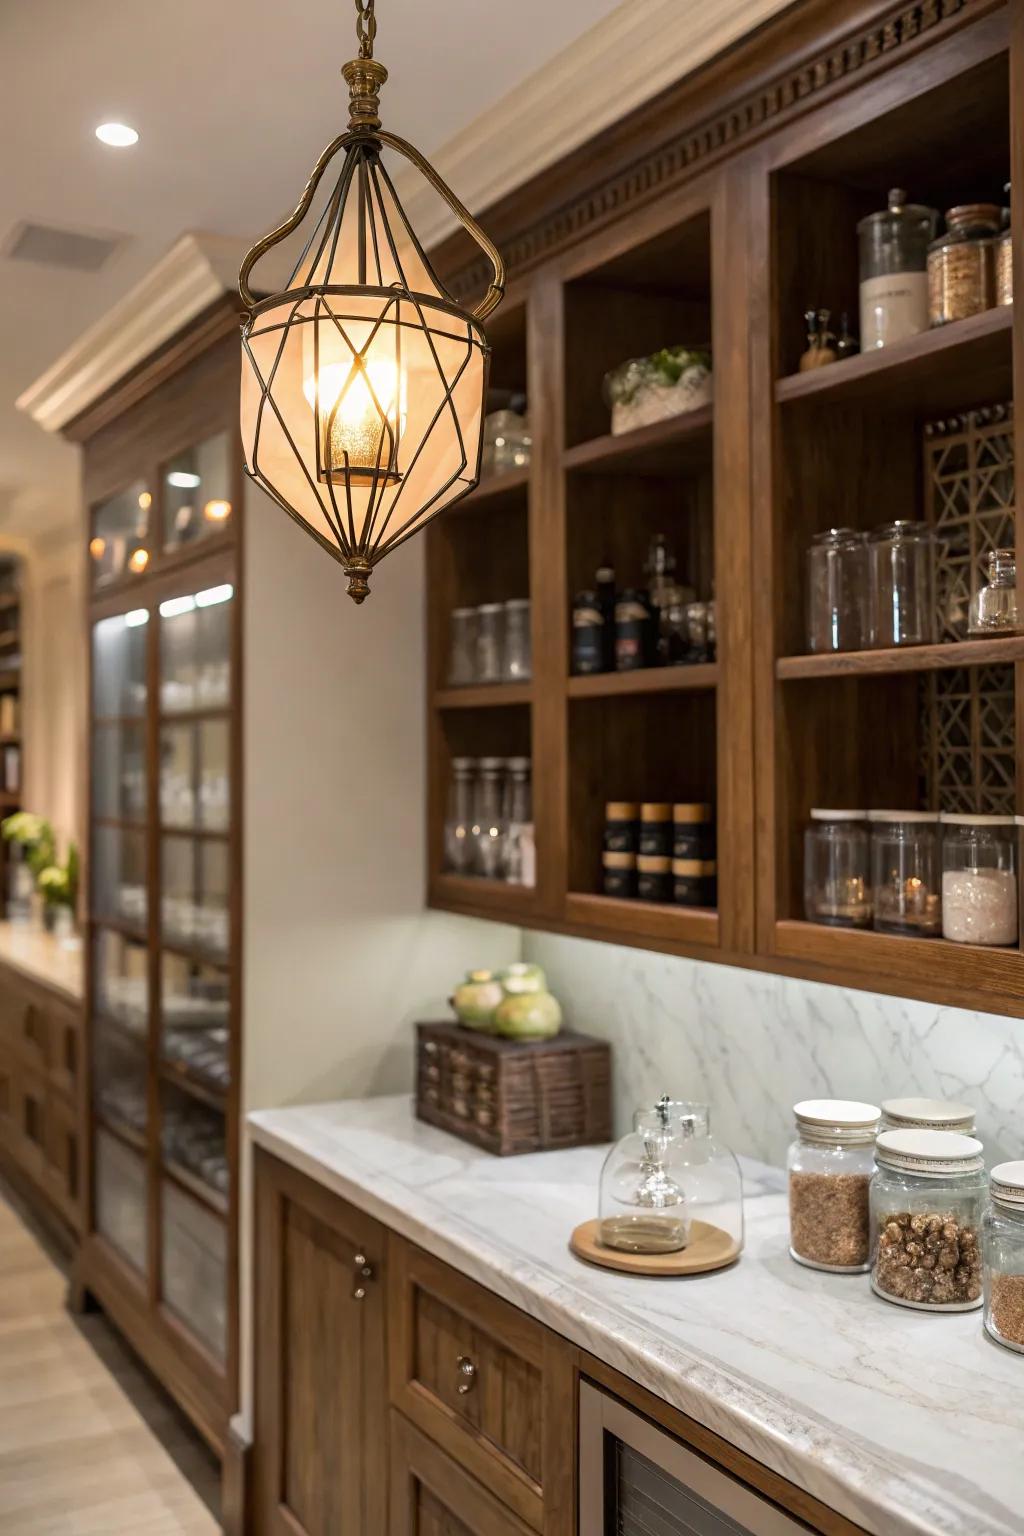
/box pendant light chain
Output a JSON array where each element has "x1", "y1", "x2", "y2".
[{"x1": 355, "y1": 0, "x2": 377, "y2": 59}]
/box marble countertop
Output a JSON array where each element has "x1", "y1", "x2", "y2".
[
  {"x1": 249, "y1": 1096, "x2": 1024, "y2": 1536},
  {"x1": 0, "y1": 921, "x2": 83, "y2": 1003}
]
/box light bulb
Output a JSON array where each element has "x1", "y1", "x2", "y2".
[
  {"x1": 203, "y1": 498, "x2": 232, "y2": 522},
  {"x1": 302, "y1": 346, "x2": 405, "y2": 485},
  {"x1": 89, "y1": 536, "x2": 106, "y2": 560},
  {"x1": 129, "y1": 548, "x2": 150, "y2": 574},
  {"x1": 138, "y1": 491, "x2": 152, "y2": 511}
]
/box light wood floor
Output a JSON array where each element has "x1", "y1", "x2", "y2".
[{"x1": 0, "y1": 1187, "x2": 221, "y2": 1534}]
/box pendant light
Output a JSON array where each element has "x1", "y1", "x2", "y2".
[{"x1": 239, "y1": 0, "x2": 505, "y2": 602}]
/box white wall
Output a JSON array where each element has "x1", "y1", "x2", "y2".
[
  {"x1": 239, "y1": 482, "x2": 518, "y2": 1423},
  {"x1": 22, "y1": 532, "x2": 85, "y2": 854}
]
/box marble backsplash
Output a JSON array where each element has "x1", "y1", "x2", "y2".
[{"x1": 522, "y1": 932, "x2": 1024, "y2": 1168}]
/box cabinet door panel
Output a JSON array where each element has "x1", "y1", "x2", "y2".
[
  {"x1": 390, "y1": 1411, "x2": 533, "y2": 1536},
  {"x1": 254, "y1": 1149, "x2": 388, "y2": 1536}
]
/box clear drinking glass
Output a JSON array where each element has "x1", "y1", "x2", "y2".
[
  {"x1": 803, "y1": 810, "x2": 871, "y2": 927},
  {"x1": 867, "y1": 521, "x2": 936, "y2": 647},
  {"x1": 444, "y1": 757, "x2": 476, "y2": 875},
  {"x1": 447, "y1": 607, "x2": 478, "y2": 686},
  {"x1": 471, "y1": 756, "x2": 507, "y2": 878},
  {"x1": 869, "y1": 811, "x2": 941, "y2": 936},
  {"x1": 502, "y1": 599, "x2": 532, "y2": 681},
  {"x1": 475, "y1": 603, "x2": 504, "y2": 684},
  {"x1": 806, "y1": 528, "x2": 869, "y2": 653},
  {"x1": 940, "y1": 814, "x2": 1017, "y2": 946},
  {"x1": 969, "y1": 549, "x2": 1020, "y2": 635}
]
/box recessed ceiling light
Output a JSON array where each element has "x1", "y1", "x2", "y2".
[{"x1": 96, "y1": 122, "x2": 139, "y2": 148}]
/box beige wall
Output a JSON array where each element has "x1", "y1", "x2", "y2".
[
  {"x1": 22, "y1": 533, "x2": 85, "y2": 852},
  {"x1": 238, "y1": 484, "x2": 519, "y2": 1424}
]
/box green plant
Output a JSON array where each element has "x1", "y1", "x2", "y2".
[
  {"x1": 35, "y1": 841, "x2": 79, "y2": 911},
  {"x1": 1, "y1": 812, "x2": 56, "y2": 877}
]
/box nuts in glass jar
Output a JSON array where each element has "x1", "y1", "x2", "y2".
[{"x1": 875, "y1": 1209, "x2": 982, "y2": 1306}]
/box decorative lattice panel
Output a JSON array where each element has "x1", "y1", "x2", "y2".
[{"x1": 921, "y1": 405, "x2": 1016, "y2": 816}]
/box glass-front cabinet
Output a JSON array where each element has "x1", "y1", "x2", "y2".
[{"x1": 88, "y1": 500, "x2": 237, "y2": 1390}]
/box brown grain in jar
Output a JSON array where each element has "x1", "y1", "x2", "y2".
[{"x1": 927, "y1": 203, "x2": 1000, "y2": 326}]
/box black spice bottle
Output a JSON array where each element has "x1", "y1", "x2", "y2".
[{"x1": 571, "y1": 590, "x2": 605, "y2": 675}]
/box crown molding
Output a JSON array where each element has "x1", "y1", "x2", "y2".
[
  {"x1": 16, "y1": 232, "x2": 246, "y2": 435},
  {"x1": 397, "y1": 0, "x2": 793, "y2": 251}
]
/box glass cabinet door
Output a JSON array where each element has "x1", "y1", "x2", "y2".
[
  {"x1": 92, "y1": 609, "x2": 148, "y2": 719},
  {"x1": 159, "y1": 582, "x2": 233, "y2": 715},
  {"x1": 162, "y1": 431, "x2": 233, "y2": 554},
  {"x1": 90, "y1": 483, "x2": 153, "y2": 591}
]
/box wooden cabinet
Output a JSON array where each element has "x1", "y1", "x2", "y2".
[
  {"x1": 253, "y1": 1148, "x2": 389, "y2": 1536},
  {"x1": 389, "y1": 1412, "x2": 534, "y2": 1536},
  {"x1": 0, "y1": 961, "x2": 82, "y2": 1242}
]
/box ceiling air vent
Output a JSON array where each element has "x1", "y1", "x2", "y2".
[{"x1": 3, "y1": 221, "x2": 124, "y2": 272}]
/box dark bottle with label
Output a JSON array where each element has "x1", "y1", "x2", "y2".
[
  {"x1": 572, "y1": 590, "x2": 605, "y2": 675},
  {"x1": 615, "y1": 588, "x2": 652, "y2": 671},
  {"x1": 596, "y1": 564, "x2": 616, "y2": 671}
]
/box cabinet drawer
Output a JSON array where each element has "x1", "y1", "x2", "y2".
[
  {"x1": 388, "y1": 1239, "x2": 574, "y2": 1533},
  {"x1": 390, "y1": 1410, "x2": 533, "y2": 1536},
  {"x1": 45, "y1": 997, "x2": 80, "y2": 1100},
  {"x1": 14, "y1": 1065, "x2": 47, "y2": 1182},
  {"x1": 44, "y1": 1091, "x2": 81, "y2": 1231}
]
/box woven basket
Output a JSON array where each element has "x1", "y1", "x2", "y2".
[{"x1": 415, "y1": 1022, "x2": 612, "y2": 1156}]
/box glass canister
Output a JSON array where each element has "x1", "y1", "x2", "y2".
[
  {"x1": 968, "y1": 549, "x2": 1020, "y2": 635},
  {"x1": 804, "y1": 809, "x2": 871, "y2": 928},
  {"x1": 881, "y1": 1097, "x2": 976, "y2": 1135},
  {"x1": 502, "y1": 599, "x2": 532, "y2": 681},
  {"x1": 806, "y1": 528, "x2": 869, "y2": 653},
  {"x1": 660, "y1": 1100, "x2": 744, "y2": 1258},
  {"x1": 447, "y1": 607, "x2": 478, "y2": 686},
  {"x1": 983, "y1": 1161, "x2": 1024, "y2": 1353},
  {"x1": 482, "y1": 409, "x2": 531, "y2": 475},
  {"x1": 858, "y1": 188, "x2": 938, "y2": 350},
  {"x1": 598, "y1": 1099, "x2": 690, "y2": 1253},
  {"x1": 867, "y1": 521, "x2": 936, "y2": 648},
  {"x1": 927, "y1": 203, "x2": 1000, "y2": 326},
  {"x1": 475, "y1": 603, "x2": 505, "y2": 684},
  {"x1": 870, "y1": 1129, "x2": 986, "y2": 1310},
  {"x1": 503, "y1": 756, "x2": 535, "y2": 888},
  {"x1": 869, "y1": 811, "x2": 941, "y2": 936},
  {"x1": 788, "y1": 1100, "x2": 880, "y2": 1272},
  {"x1": 996, "y1": 188, "x2": 1012, "y2": 307},
  {"x1": 940, "y1": 813, "x2": 1017, "y2": 946},
  {"x1": 471, "y1": 756, "x2": 507, "y2": 879},
  {"x1": 443, "y1": 757, "x2": 476, "y2": 874}
]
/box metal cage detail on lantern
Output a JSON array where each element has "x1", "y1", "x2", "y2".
[{"x1": 239, "y1": 18, "x2": 504, "y2": 603}]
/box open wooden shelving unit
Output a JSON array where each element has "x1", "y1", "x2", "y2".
[{"x1": 427, "y1": 0, "x2": 1024, "y2": 1016}]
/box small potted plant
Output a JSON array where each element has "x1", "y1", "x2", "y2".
[
  {"x1": 36, "y1": 843, "x2": 79, "y2": 942},
  {"x1": 1, "y1": 813, "x2": 56, "y2": 924}
]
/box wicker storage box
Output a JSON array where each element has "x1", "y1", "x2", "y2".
[{"x1": 415, "y1": 1022, "x2": 612, "y2": 1156}]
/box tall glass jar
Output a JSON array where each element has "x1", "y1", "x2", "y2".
[
  {"x1": 869, "y1": 811, "x2": 941, "y2": 936},
  {"x1": 940, "y1": 813, "x2": 1017, "y2": 946},
  {"x1": 983, "y1": 1161, "x2": 1024, "y2": 1353},
  {"x1": 598, "y1": 1100, "x2": 690, "y2": 1254},
  {"x1": 502, "y1": 599, "x2": 532, "y2": 681},
  {"x1": 503, "y1": 756, "x2": 535, "y2": 888},
  {"x1": 870, "y1": 1129, "x2": 986, "y2": 1310},
  {"x1": 443, "y1": 757, "x2": 476, "y2": 874},
  {"x1": 968, "y1": 549, "x2": 1020, "y2": 635},
  {"x1": 881, "y1": 1097, "x2": 975, "y2": 1135},
  {"x1": 927, "y1": 204, "x2": 1000, "y2": 326},
  {"x1": 471, "y1": 757, "x2": 507, "y2": 879},
  {"x1": 858, "y1": 189, "x2": 938, "y2": 350},
  {"x1": 804, "y1": 809, "x2": 871, "y2": 928},
  {"x1": 475, "y1": 603, "x2": 505, "y2": 684},
  {"x1": 806, "y1": 528, "x2": 869, "y2": 653},
  {"x1": 867, "y1": 521, "x2": 936, "y2": 648},
  {"x1": 447, "y1": 607, "x2": 478, "y2": 686},
  {"x1": 788, "y1": 1100, "x2": 880, "y2": 1272},
  {"x1": 996, "y1": 190, "x2": 1012, "y2": 306}
]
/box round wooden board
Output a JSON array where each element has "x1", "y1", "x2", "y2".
[{"x1": 569, "y1": 1218, "x2": 740, "y2": 1276}]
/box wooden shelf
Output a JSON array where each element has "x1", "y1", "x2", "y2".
[
  {"x1": 565, "y1": 892, "x2": 719, "y2": 948},
  {"x1": 159, "y1": 705, "x2": 231, "y2": 725},
  {"x1": 775, "y1": 306, "x2": 1012, "y2": 414},
  {"x1": 162, "y1": 1156, "x2": 228, "y2": 1218},
  {"x1": 95, "y1": 915, "x2": 148, "y2": 945},
  {"x1": 775, "y1": 921, "x2": 1024, "y2": 1013},
  {"x1": 97, "y1": 1109, "x2": 148, "y2": 1156},
  {"x1": 95, "y1": 815, "x2": 148, "y2": 834},
  {"x1": 434, "y1": 682, "x2": 533, "y2": 710},
  {"x1": 160, "y1": 823, "x2": 230, "y2": 841},
  {"x1": 563, "y1": 405, "x2": 713, "y2": 475},
  {"x1": 160, "y1": 937, "x2": 230, "y2": 970},
  {"x1": 568, "y1": 664, "x2": 718, "y2": 699},
  {"x1": 429, "y1": 873, "x2": 538, "y2": 921},
  {"x1": 453, "y1": 467, "x2": 530, "y2": 510},
  {"x1": 777, "y1": 637, "x2": 1024, "y2": 679},
  {"x1": 0, "y1": 671, "x2": 20, "y2": 692},
  {"x1": 158, "y1": 1058, "x2": 228, "y2": 1114}
]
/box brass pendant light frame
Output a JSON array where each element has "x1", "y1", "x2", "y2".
[{"x1": 238, "y1": 2, "x2": 505, "y2": 603}]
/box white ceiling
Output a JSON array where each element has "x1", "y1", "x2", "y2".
[{"x1": 0, "y1": 0, "x2": 624, "y2": 542}]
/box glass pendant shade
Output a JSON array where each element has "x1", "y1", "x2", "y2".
[{"x1": 240, "y1": 50, "x2": 504, "y2": 603}]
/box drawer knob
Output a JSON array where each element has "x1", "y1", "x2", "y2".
[
  {"x1": 352, "y1": 1252, "x2": 374, "y2": 1300},
  {"x1": 456, "y1": 1354, "x2": 476, "y2": 1395}
]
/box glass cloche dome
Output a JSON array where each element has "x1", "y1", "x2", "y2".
[{"x1": 598, "y1": 1096, "x2": 744, "y2": 1257}]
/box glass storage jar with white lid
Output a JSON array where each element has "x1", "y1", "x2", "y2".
[
  {"x1": 804, "y1": 810, "x2": 871, "y2": 928},
  {"x1": 982, "y1": 1161, "x2": 1024, "y2": 1353},
  {"x1": 940, "y1": 813, "x2": 1017, "y2": 946},
  {"x1": 788, "y1": 1100, "x2": 880, "y2": 1273},
  {"x1": 869, "y1": 810, "x2": 941, "y2": 936},
  {"x1": 881, "y1": 1096, "x2": 975, "y2": 1135},
  {"x1": 870, "y1": 1129, "x2": 986, "y2": 1311}
]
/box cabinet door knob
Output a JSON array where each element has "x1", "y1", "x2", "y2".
[
  {"x1": 352, "y1": 1252, "x2": 373, "y2": 1300},
  {"x1": 456, "y1": 1354, "x2": 476, "y2": 1394}
]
